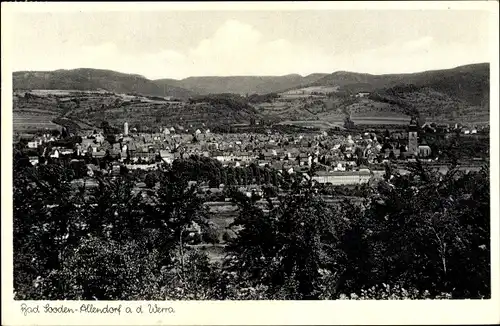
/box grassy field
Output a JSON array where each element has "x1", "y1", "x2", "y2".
[
  {"x1": 13, "y1": 90, "x2": 255, "y2": 133},
  {"x1": 277, "y1": 120, "x2": 344, "y2": 130},
  {"x1": 28, "y1": 89, "x2": 75, "y2": 96},
  {"x1": 13, "y1": 111, "x2": 61, "y2": 132},
  {"x1": 259, "y1": 82, "x2": 490, "y2": 127},
  {"x1": 281, "y1": 86, "x2": 339, "y2": 95},
  {"x1": 351, "y1": 116, "x2": 410, "y2": 125},
  {"x1": 277, "y1": 116, "x2": 410, "y2": 129}
]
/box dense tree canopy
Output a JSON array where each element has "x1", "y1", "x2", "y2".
[{"x1": 13, "y1": 153, "x2": 490, "y2": 300}]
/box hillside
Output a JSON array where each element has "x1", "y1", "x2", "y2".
[
  {"x1": 312, "y1": 63, "x2": 489, "y2": 106},
  {"x1": 254, "y1": 63, "x2": 490, "y2": 127},
  {"x1": 12, "y1": 63, "x2": 490, "y2": 133},
  {"x1": 13, "y1": 69, "x2": 196, "y2": 100},
  {"x1": 156, "y1": 73, "x2": 328, "y2": 95},
  {"x1": 13, "y1": 90, "x2": 263, "y2": 133}
]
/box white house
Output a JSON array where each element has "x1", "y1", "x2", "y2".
[
  {"x1": 60, "y1": 149, "x2": 74, "y2": 155},
  {"x1": 160, "y1": 150, "x2": 175, "y2": 164},
  {"x1": 233, "y1": 152, "x2": 254, "y2": 162},
  {"x1": 215, "y1": 154, "x2": 233, "y2": 162},
  {"x1": 94, "y1": 134, "x2": 105, "y2": 144},
  {"x1": 50, "y1": 149, "x2": 60, "y2": 158},
  {"x1": 418, "y1": 145, "x2": 432, "y2": 158},
  {"x1": 333, "y1": 162, "x2": 346, "y2": 172},
  {"x1": 29, "y1": 156, "x2": 39, "y2": 166},
  {"x1": 27, "y1": 140, "x2": 41, "y2": 149}
]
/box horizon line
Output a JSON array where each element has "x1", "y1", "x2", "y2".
[{"x1": 12, "y1": 61, "x2": 490, "y2": 80}]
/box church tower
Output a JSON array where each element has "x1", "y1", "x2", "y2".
[{"x1": 408, "y1": 117, "x2": 418, "y2": 156}]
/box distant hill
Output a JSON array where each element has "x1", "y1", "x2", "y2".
[
  {"x1": 311, "y1": 63, "x2": 489, "y2": 107},
  {"x1": 13, "y1": 64, "x2": 488, "y2": 106},
  {"x1": 13, "y1": 89, "x2": 264, "y2": 133},
  {"x1": 156, "y1": 73, "x2": 328, "y2": 95},
  {"x1": 71, "y1": 92, "x2": 263, "y2": 131},
  {"x1": 254, "y1": 63, "x2": 490, "y2": 126},
  {"x1": 13, "y1": 64, "x2": 490, "y2": 131},
  {"x1": 13, "y1": 68, "x2": 196, "y2": 100}
]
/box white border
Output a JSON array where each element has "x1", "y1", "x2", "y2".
[{"x1": 2, "y1": 2, "x2": 499, "y2": 325}]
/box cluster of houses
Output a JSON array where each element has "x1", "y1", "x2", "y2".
[
  {"x1": 18, "y1": 117, "x2": 484, "y2": 186},
  {"x1": 420, "y1": 122, "x2": 485, "y2": 135}
]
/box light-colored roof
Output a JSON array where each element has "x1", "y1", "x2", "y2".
[{"x1": 314, "y1": 170, "x2": 372, "y2": 177}]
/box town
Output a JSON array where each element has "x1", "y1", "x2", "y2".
[
  {"x1": 13, "y1": 113, "x2": 490, "y2": 301},
  {"x1": 9, "y1": 6, "x2": 492, "y2": 305},
  {"x1": 15, "y1": 117, "x2": 488, "y2": 190}
]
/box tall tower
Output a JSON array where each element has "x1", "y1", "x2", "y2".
[
  {"x1": 124, "y1": 122, "x2": 129, "y2": 136},
  {"x1": 408, "y1": 117, "x2": 418, "y2": 156}
]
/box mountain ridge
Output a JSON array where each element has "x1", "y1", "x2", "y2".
[
  {"x1": 155, "y1": 73, "x2": 329, "y2": 95},
  {"x1": 13, "y1": 63, "x2": 490, "y2": 133},
  {"x1": 13, "y1": 63, "x2": 489, "y2": 108},
  {"x1": 13, "y1": 68, "x2": 197, "y2": 100},
  {"x1": 311, "y1": 63, "x2": 489, "y2": 106}
]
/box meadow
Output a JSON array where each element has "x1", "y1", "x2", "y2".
[{"x1": 13, "y1": 110, "x2": 60, "y2": 132}]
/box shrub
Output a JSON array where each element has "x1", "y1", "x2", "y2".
[
  {"x1": 202, "y1": 227, "x2": 220, "y2": 245},
  {"x1": 144, "y1": 172, "x2": 158, "y2": 188},
  {"x1": 222, "y1": 229, "x2": 237, "y2": 243},
  {"x1": 338, "y1": 284, "x2": 453, "y2": 300}
]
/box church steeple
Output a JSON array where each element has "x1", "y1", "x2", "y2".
[
  {"x1": 408, "y1": 116, "x2": 419, "y2": 156},
  {"x1": 409, "y1": 116, "x2": 418, "y2": 131}
]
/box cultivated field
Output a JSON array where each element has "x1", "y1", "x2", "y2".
[
  {"x1": 13, "y1": 111, "x2": 61, "y2": 132},
  {"x1": 277, "y1": 120, "x2": 344, "y2": 130},
  {"x1": 281, "y1": 86, "x2": 339, "y2": 96}
]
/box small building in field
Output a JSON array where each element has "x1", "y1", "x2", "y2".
[{"x1": 355, "y1": 92, "x2": 371, "y2": 98}]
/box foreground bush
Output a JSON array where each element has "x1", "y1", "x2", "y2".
[
  {"x1": 13, "y1": 155, "x2": 490, "y2": 300},
  {"x1": 339, "y1": 284, "x2": 452, "y2": 300}
]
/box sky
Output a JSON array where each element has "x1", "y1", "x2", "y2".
[{"x1": 8, "y1": 8, "x2": 492, "y2": 80}]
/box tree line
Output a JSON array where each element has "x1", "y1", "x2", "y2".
[{"x1": 13, "y1": 152, "x2": 490, "y2": 300}]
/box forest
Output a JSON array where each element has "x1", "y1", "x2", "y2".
[{"x1": 13, "y1": 153, "x2": 490, "y2": 300}]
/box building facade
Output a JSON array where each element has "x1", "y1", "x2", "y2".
[
  {"x1": 312, "y1": 171, "x2": 372, "y2": 186},
  {"x1": 408, "y1": 117, "x2": 418, "y2": 156}
]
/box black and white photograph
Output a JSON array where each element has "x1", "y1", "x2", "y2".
[{"x1": 2, "y1": 2, "x2": 498, "y2": 319}]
